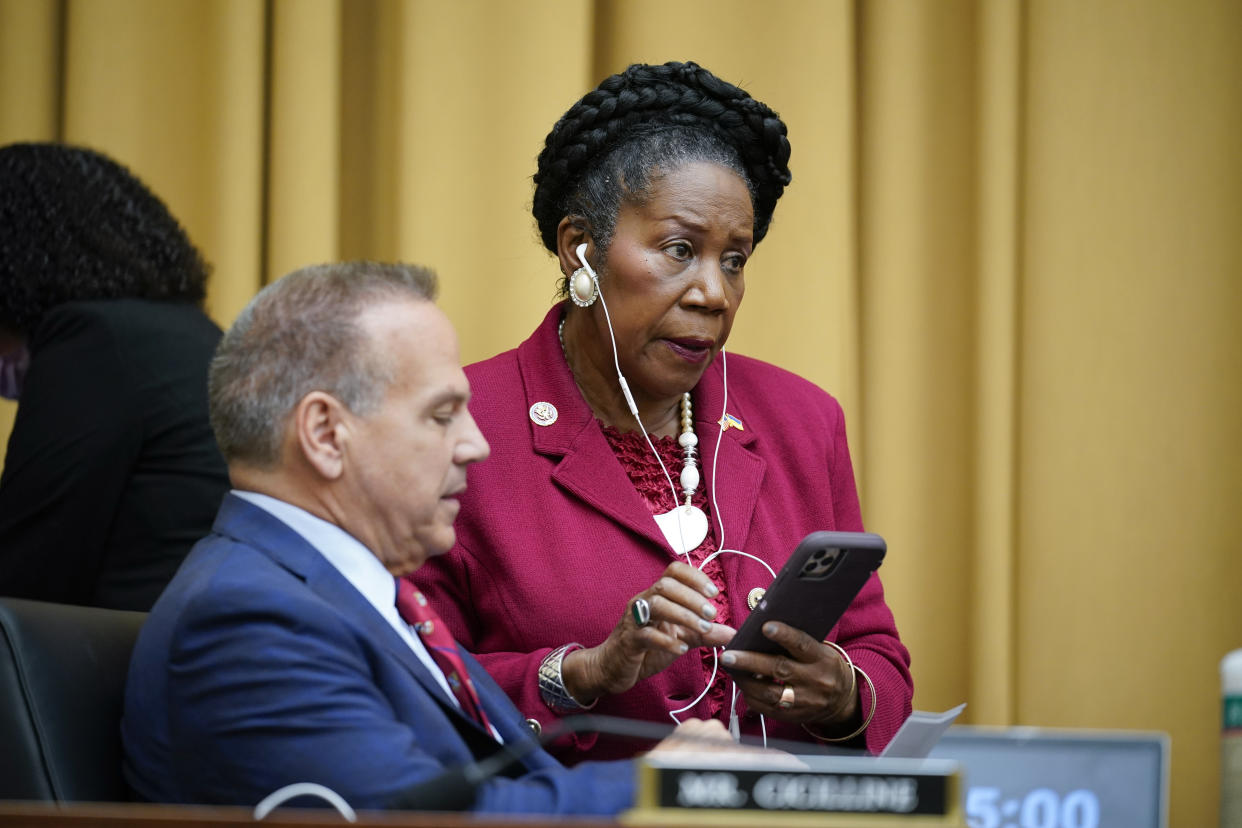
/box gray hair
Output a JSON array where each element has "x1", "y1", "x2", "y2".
[{"x1": 208, "y1": 261, "x2": 438, "y2": 466}]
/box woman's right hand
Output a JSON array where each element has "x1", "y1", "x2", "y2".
[{"x1": 560, "y1": 561, "x2": 736, "y2": 704}]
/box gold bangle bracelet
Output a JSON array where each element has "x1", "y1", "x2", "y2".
[
  {"x1": 820, "y1": 640, "x2": 857, "y2": 718},
  {"x1": 802, "y1": 663, "x2": 877, "y2": 743}
]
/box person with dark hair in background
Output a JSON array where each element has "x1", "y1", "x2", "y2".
[
  {"x1": 413, "y1": 61, "x2": 913, "y2": 761},
  {"x1": 0, "y1": 142, "x2": 229, "y2": 611}
]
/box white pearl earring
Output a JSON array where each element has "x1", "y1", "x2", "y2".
[{"x1": 569, "y1": 266, "x2": 598, "y2": 307}]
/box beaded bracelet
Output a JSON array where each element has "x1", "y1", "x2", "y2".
[{"x1": 537, "y1": 643, "x2": 598, "y2": 712}]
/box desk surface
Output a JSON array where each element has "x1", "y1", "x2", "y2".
[
  {"x1": 0, "y1": 801, "x2": 619, "y2": 828},
  {"x1": 0, "y1": 801, "x2": 920, "y2": 828}
]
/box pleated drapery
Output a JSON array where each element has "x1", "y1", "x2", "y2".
[{"x1": 2, "y1": 2, "x2": 1239, "y2": 823}]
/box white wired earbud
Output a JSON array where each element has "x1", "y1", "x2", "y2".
[{"x1": 575, "y1": 242, "x2": 639, "y2": 419}]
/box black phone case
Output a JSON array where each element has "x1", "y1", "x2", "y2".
[{"x1": 724, "y1": 531, "x2": 886, "y2": 668}]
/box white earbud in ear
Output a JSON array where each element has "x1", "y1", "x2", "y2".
[
  {"x1": 575, "y1": 243, "x2": 596, "y2": 278},
  {"x1": 568, "y1": 242, "x2": 599, "y2": 307}
]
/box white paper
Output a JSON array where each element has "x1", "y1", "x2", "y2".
[{"x1": 879, "y1": 702, "x2": 968, "y2": 759}]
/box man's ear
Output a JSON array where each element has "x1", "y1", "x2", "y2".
[
  {"x1": 293, "y1": 391, "x2": 348, "y2": 481},
  {"x1": 556, "y1": 216, "x2": 592, "y2": 277}
]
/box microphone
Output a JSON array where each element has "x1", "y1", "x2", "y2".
[
  {"x1": 388, "y1": 713, "x2": 863, "y2": 811},
  {"x1": 388, "y1": 714, "x2": 669, "y2": 811}
]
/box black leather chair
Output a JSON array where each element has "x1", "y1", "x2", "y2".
[{"x1": 0, "y1": 597, "x2": 146, "y2": 801}]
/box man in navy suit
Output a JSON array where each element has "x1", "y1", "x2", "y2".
[{"x1": 121, "y1": 262, "x2": 724, "y2": 815}]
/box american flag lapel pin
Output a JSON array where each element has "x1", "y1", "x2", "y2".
[{"x1": 718, "y1": 412, "x2": 744, "y2": 432}]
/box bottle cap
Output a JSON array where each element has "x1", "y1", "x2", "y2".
[{"x1": 1222, "y1": 648, "x2": 1242, "y2": 694}]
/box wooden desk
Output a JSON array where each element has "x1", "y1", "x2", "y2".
[
  {"x1": 0, "y1": 801, "x2": 947, "y2": 827},
  {"x1": 0, "y1": 801, "x2": 619, "y2": 828}
]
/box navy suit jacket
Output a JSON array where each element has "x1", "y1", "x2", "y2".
[{"x1": 121, "y1": 494, "x2": 636, "y2": 814}]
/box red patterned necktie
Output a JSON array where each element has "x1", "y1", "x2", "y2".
[{"x1": 394, "y1": 578, "x2": 492, "y2": 731}]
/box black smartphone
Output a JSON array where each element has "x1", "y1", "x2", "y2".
[{"x1": 723, "y1": 531, "x2": 886, "y2": 668}]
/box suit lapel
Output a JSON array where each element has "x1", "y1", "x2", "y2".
[
  {"x1": 518, "y1": 307, "x2": 767, "y2": 555},
  {"x1": 211, "y1": 494, "x2": 492, "y2": 738},
  {"x1": 306, "y1": 569, "x2": 472, "y2": 724},
  {"x1": 520, "y1": 307, "x2": 674, "y2": 551},
  {"x1": 459, "y1": 652, "x2": 549, "y2": 769}
]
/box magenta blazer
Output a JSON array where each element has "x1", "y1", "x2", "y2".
[{"x1": 413, "y1": 305, "x2": 912, "y2": 761}]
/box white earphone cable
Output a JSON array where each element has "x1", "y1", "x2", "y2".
[
  {"x1": 581, "y1": 251, "x2": 776, "y2": 744},
  {"x1": 586, "y1": 249, "x2": 692, "y2": 562}
]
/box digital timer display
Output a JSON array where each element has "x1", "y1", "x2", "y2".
[
  {"x1": 928, "y1": 727, "x2": 1168, "y2": 828},
  {"x1": 965, "y1": 786, "x2": 1099, "y2": 828}
]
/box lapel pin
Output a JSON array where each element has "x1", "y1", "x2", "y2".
[
  {"x1": 529, "y1": 401, "x2": 558, "y2": 426},
  {"x1": 719, "y1": 412, "x2": 744, "y2": 432}
]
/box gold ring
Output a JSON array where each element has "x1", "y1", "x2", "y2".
[{"x1": 778, "y1": 685, "x2": 795, "y2": 709}]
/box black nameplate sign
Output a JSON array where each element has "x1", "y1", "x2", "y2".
[{"x1": 628, "y1": 755, "x2": 962, "y2": 825}]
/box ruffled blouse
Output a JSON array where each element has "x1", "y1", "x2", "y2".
[{"x1": 600, "y1": 425, "x2": 733, "y2": 720}]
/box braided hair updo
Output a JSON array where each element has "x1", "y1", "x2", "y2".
[
  {"x1": 532, "y1": 61, "x2": 792, "y2": 268},
  {"x1": 0, "y1": 142, "x2": 210, "y2": 336}
]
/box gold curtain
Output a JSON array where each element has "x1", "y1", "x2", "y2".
[{"x1": 2, "y1": 1, "x2": 1239, "y2": 823}]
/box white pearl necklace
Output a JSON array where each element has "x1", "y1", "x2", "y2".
[
  {"x1": 676, "y1": 392, "x2": 700, "y2": 506},
  {"x1": 559, "y1": 316, "x2": 709, "y2": 554}
]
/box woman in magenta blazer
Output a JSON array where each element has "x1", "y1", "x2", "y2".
[{"x1": 412, "y1": 62, "x2": 912, "y2": 762}]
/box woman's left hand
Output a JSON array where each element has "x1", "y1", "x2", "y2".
[{"x1": 721, "y1": 621, "x2": 857, "y2": 725}]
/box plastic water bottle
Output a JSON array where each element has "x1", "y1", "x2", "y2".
[{"x1": 1223, "y1": 648, "x2": 1242, "y2": 827}]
